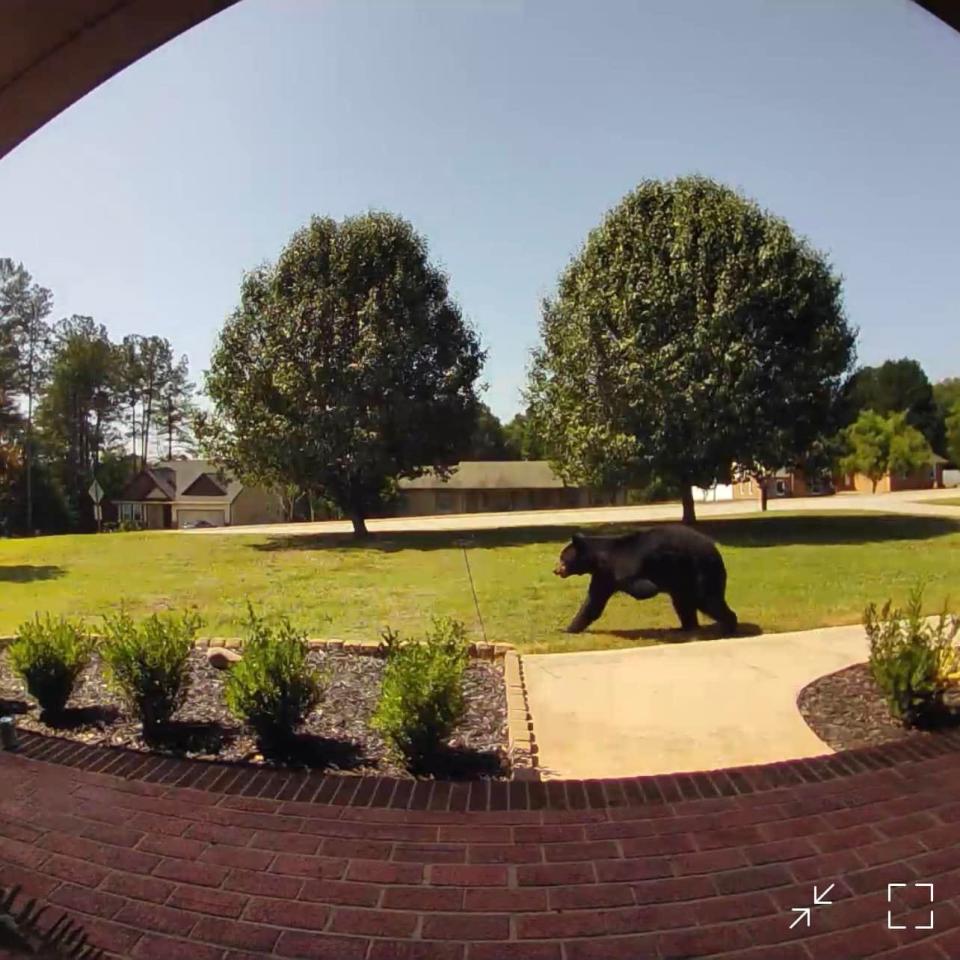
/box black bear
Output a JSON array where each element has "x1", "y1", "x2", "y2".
[{"x1": 554, "y1": 524, "x2": 738, "y2": 634}]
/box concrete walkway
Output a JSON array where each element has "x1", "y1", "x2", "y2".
[
  {"x1": 182, "y1": 486, "x2": 960, "y2": 537},
  {"x1": 524, "y1": 622, "x2": 872, "y2": 779}
]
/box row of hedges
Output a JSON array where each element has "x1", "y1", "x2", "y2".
[{"x1": 5, "y1": 606, "x2": 473, "y2": 771}]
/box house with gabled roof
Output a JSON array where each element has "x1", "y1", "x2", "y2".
[
  {"x1": 113, "y1": 459, "x2": 284, "y2": 529},
  {"x1": 395, "y1": 461, "x2": 626, "y2": 515}
]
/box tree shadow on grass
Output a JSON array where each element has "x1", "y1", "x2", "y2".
[
  {"x1": 0, "y1": 564, "x2": 65, "y2": 582},
  {"x1": 248, "y1": 513, "x2": 960, "y2": 555},
  {"x1": 596, "y1": 621, "x2": 764, "y2": 645}
]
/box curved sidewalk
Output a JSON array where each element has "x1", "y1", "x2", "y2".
[
  {"x1": 523, "y1": 623, "x2": 870, "y2": 779},
  {"x1": 3, "y1": 731, "x2": 960, "y2": 959}
]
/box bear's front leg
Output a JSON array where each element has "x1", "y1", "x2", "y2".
[{"x1": 566, "y1": 577, "x2": 613, "y2": 633}]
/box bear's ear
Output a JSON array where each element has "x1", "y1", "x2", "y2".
[{"x1": 571, "y1": 532, "x2": 585, "y2": 549}]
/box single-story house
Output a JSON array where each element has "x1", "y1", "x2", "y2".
[
  {"x1": 395, "y1": 461, "x2": 627, "y2": 516},
  {"x1": 731, "y1": 467, "x2": 834, "y2": 501},
  {"x1": 695, "y1": 466, "x2": 834, "y2": 503},
  {"x1": 837, "y1": 453, "x2": 949, "y2": 494},
  {"x1": 113, "y1": 460, "x2": 284, "y2": 529}
]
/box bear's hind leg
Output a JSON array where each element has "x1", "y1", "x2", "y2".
[
  {"x1": 670, "y1": 592, "x2": 699, "y2": 631},
  {"x1": 699, "y1": 595, "x2": 738, "y2": 635}
]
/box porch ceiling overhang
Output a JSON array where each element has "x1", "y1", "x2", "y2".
[
  {"x1": 2, "y1": 2, "x2": 955, "y2": 166},
  {"x1": 0, "y1": 0, "x2": 239, "y2": 161}
]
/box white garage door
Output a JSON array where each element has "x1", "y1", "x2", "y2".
[{"x1": 177, "y1": 508, "x2": 226, "y2": 528}]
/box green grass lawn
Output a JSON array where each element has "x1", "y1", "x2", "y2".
[{"x1": 2, "y1": 512, "x2": 959, "y2": 654}]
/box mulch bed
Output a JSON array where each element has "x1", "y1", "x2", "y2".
[
  {"x1": 798, "y1": 661, "x2": 960, "y2": 752},
  {"x1": 0, "y1": 649, "x2": 508, "y2": 780}
]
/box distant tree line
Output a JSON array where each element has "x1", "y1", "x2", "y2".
[
  {"x1": 831, "y1": 359, "x2": 959, "y2": 494},
  {"x1": 0, "y1": 259, "x2": 197, "y2": 535}
]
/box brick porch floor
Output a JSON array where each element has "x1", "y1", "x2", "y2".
[{"x1": 3, "y1": 730, "x2": 960, "y2": 959}]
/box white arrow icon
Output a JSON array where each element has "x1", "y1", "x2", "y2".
[{"x1": 790, "y1": 884, "x2": 835, "y2": 929}]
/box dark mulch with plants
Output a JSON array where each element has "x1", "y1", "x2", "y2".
[
  {"x1": 0, "y1": 648, "x2": 508, "y2": 779},
  {"x1": 798, "y1": 661, "x2": 960, "y2": 752}
]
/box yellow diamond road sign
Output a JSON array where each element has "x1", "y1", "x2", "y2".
[{"x1": 88, "y1": 480, "x2": 104, "y2": 503}]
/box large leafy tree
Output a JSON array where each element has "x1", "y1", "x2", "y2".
[
  {"x1": 945, "y1": 402, "x2": 960, "y2": 469},
  {"x1": 934, "y1": 378, "x2": 960, "y2": 430},
  {"x1": 118, "y1": 334, "x2": 188, "y2": 472},
  {"x1": 36, "y1": 316, "x2": 121, "y2": 525},
  {"x1": 844, "y1": 359, "x2": 943, "y2": 452},
  {"x1": 503, "y1": 409, "x2": 548, "y2": 461},
  {"x1": 839, "y1": 409, "x2": 932, "y2": 493},
  {"x1": 527, "y1": 176, "x2": 856, "y2": 522},
  {"x1": 1, "y1": 258, "x2": 53, "y2": 531},
  {"x1": 464, "y1": 403, "x2": 515, "y2": 460},
  {"x1": 198, "y1": 212, "x2": 485, "y2": 537},
  {"x1": 157, "y1": 353, "x2": 196, "y2": 460}
]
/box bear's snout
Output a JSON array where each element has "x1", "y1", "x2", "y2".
[{"x1": 554, "y1": 563, "x2": 569, "y2": 578}]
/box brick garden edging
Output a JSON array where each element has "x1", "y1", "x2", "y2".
[
  {"x1": 503, "y1": 650, "x2": 538, "y2": 779},
  {"x1": 7, "y1": 724, "x2": 960, "y2": 811}
]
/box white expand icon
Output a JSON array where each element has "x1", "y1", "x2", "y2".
[{"x1": 887, "y1": 883, "x2": 934, "y2": 931}]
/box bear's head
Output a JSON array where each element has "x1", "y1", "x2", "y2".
[{"x1": 554, "y1": 533, "x2": 590, "y2": 578}]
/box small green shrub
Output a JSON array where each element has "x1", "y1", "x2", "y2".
[
  {"x1": 223, "y1": 606, "x2": 324, "y2": 748},
  {"x1": 865, "y1": 586, "x2": 959, "y2": 728},
  {"x1": 8, "y1": 615, "x2": 92, "y2": 715},
  {"x1": 101, "y1": 609, "x2": 202, "y2": 731},
  {"x1": 372, "y1": 617, "x2": 469, "y2": 768}
]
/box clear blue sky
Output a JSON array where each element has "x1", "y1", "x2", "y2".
[{"x1": 1, "y1": 0, "x2": 958, "y2": 422}]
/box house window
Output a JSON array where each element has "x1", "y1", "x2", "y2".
[
  {"x1": 775, "y1": 479, "x2": 787, "y2": 496},
  {"x1": 436, "y1": 492, "x2": 454, "y2": 512},
  {"x1": 119, "y1": 503, "x2": 148, "y2": 522}
]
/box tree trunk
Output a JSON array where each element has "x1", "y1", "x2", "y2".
[
  {"x1": 680, "y1": 485, "x2": 696, "y2": 525},
  {"x1": 350, "y1": 512, "x2": 369, "y2": 539},
  {"x1": 758, "y1": 477, "x2": 769, "y2": 512},
  {"x1": 131, "y1": 403, "x2": 138, "y2": 472},
  {"x1": 25, "y1": 349, "x2": 33, "y2": 535}
]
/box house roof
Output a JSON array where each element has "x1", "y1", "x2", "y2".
[
  {"x1": 398, "y1": 461, "x2": 570, "y2": 491},
  {"x1": 116, "y1": 460, "x2": 243, "y2": 502},
  {"x1": 182, "y1": 472, "x2": 228, "y2": 496}
]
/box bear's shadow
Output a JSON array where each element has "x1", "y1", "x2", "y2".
[{"x1": 593, "y1": 622, "x2": 763, "y2": 644}]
